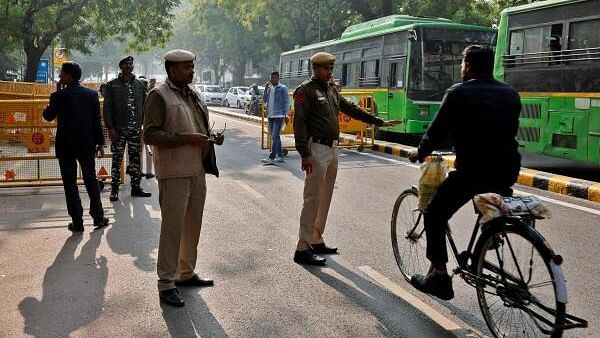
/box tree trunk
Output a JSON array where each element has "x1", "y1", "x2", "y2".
[
  {"x1": 24, "y1": 47, "x2": 46, "y2": 82},
  {"x1": 22, "y1": 3, "x2": 53, "y2": 82},
  {"x1": 211, "y1": 61, "x2": 220, "y2": 85},
  {"x1": 231, "y1": 61, "x2": 246, "y2": 85}
]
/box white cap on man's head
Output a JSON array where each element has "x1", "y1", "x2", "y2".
[{"x1": 164, "y1": 49, "x2": 196, "y2": 62}]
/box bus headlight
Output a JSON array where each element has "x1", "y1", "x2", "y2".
[{"x1": 418, "y1": 106, "x2": 429, "y2": 117}]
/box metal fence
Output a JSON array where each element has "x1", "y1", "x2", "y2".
[{"x1": 0, "y1": 97, "x2": 119, "y2": 188}]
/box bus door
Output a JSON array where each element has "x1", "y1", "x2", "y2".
[{"x1": 386, "y1": 56, "x2": 406, "y2": 125}]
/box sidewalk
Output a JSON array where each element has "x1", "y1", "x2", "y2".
[{"x1": 209, "y1": 106, "x2": 600, "y2": 204}]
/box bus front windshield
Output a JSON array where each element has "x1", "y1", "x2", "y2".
[{"x1": 408, "y1": 28, "x2": 496, "y2": 101}]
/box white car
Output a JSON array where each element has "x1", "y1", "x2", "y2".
[
  {"x1": 195, "y1": 85, "x2": 225, "y2": 106},
  {"x1": 223, "y1": 86, "x2": 249, "y2": 108},
  {"x1": 240, "y1": 86, "x2": 265, "y2": 107}
]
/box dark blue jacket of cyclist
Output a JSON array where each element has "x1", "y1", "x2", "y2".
[{"x1": 409, "y1": 45, "x2": 522, "y2": 301}]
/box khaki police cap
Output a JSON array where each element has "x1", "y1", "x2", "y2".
[
  {"x1": 310, "y1": 52, "x2": 336, "y2": 66},
  {"x1": 164, "y1": 49, "x2": 196, "y2": 62}
]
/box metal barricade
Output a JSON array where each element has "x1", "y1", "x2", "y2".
[
  {"x1": 0, "y1": 98, "x2": 120, "y2": 188},
  {"x1": 261, "y1": 92, "x2": 376, "y2": 154}
]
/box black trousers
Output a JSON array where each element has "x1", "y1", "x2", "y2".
[
  {"x1": 58, "y1": 152, "x2": 104, "y2": 225},
  {"x1": 424, "y1": 171, "x2": 514, "y2": 265}
]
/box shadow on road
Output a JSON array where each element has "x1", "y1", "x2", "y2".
[
  {"x1": 302, "y1": 258, "x2": 454, "y2": 337},
  {"x1": 19, "y1": 228, "x2": 107, "y2": 337},
  {"x1": 160, "y1": 288, "x2": 228, "y2": 338},
  {"x1": 106, "y1": 186, "x2": 160, "y2": 272}
]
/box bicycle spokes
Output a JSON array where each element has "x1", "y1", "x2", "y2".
[{"x1": 475, "y1": 230, "x2": 563, "y2": 337}]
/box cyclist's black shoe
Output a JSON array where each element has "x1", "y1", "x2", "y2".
[{"x1": 410, "y1": 273, "x2": 454, "y2": 300}]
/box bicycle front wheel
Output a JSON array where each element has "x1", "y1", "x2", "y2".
[
  {"x1": 474, "y1": 221, "x2": 566, "y2": 337},
  {"x1": 391, "y1": 188, "x2": 429, "y2": 282}
]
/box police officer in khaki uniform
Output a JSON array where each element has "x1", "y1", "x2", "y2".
[
  {"x1": 143, "y1": 49, "x2": 224, "y2": 307},
  {"x1": 293, "y1": 52, "x2": 391, "y2": 265}
]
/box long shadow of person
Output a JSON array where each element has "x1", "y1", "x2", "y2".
[
  {"x1": 106, "y1": 190, "x2": 161, "y2": 272},
  {"x1": 19, "y1": 229, "x2": 108, "y2": 337},
  {"x1": 301, "y1": 258, "x2": 456, "y2": 337},
  {"x1": 160, "y1": 289, "x2": 228, "y2": 338}
]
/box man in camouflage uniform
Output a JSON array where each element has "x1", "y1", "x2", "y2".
[
  {"x1": 103, "y1": 56, "x2": 152, "y2": 202},
  {"x1": 292, "y1": 52, "x2": 389, "y2": 266}
]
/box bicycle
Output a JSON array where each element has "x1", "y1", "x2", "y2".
[{"x1": 391, "y1": 152, "x2": 587, "y2": 337}]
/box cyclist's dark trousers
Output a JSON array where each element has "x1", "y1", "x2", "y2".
[
  {"x1": 111, "y1": 127, "x2": 142, "y2": 190},
  {"x1": 58, "y1": 152, "x2": 104, "y2": 225},
  {"x1": 424, "y1": 171, "x2": 514, "y2": 265}
]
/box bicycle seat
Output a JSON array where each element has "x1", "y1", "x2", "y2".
[{"x1": 473, "y1": 193, "x2": 551, "y2": 223}]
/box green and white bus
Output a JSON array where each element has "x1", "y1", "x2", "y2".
[
  {"x1": 280, "y1": 15, "x2": 496, "y2": 136},
  {"x1": 494, "y1": 0, "x2": 600, "y2": 164}
]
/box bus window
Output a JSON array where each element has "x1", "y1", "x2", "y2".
[
  {"x1": 343, "y1": 50, "x2": 361, "y2": 61},
  {"x1": 508, "y1": 24, "x2": 563, "y2": 67},
  {"x1": 291, "y1": 60, "x2": 299, "y2": 76},
  {"x1": 408, "y1": 28, "x2": 495, "y2": 101},
  {"x1": 342, "y1": 63, "x2": 360, "y2": 87},
  {"x1": 389, "y1": 60, "x2": 406, "y2": 88},
  {"x1": 524, "y1": 26, "x2": 551, "y2": 55},
  {"x1": 509, "y1": 30, "x2": 524, "y2": 66},
  {"x1": 298, "y1": 59, "x2": 310, "y2": 76},
  {"x1": 363, "y1": 47, "x2": 381, "y2": 58},
  {"x1": 360, "y1": 60, "x2": 379, "y2": 86},
  {"x1": 281, "y1": 61, "x2": 290, "y2": 77},
  {"x1": 384, "y1": 33, "x2": 407, "y2": 55},
  {"x1": 568, "y1": 18, "x2": 600, "y2": 51}
]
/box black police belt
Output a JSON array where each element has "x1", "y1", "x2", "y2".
[{"x1": 311, "y1": 137, "x2": 339, "y2": 147}]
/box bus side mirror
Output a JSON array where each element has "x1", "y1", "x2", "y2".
[{"x1": 408, "y1": 30, "x2": 418, "y2": 42}]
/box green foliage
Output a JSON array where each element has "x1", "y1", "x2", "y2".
[{"x1": 0, "y1": 0, "x2": 179, "y2": 81}]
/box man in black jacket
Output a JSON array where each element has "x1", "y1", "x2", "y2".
[
  {"x1": 408, "y1": 45, "x2": 521, "y2": 300},
  {"x1": 43, "y1": 62, "x2": 109, "y2": 232}
]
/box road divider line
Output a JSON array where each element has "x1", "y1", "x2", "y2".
[
  {"x1": 358, "y1": 265, "x2": 482, "y2": 338},
  {"x1": 235, "y1": 180, "x2": 264, "y2": 199}
]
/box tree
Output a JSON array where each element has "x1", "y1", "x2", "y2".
[
  {"x1": 2, "y1": 0, "x2": 179, "y2": 82},
  {"x1": 189, "y1": 0, "x2": 269, "y2": 85}
]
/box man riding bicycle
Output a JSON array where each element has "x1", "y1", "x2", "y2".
[{"x1": 407, "y1": 45, "x2": 522, "y2": 301}]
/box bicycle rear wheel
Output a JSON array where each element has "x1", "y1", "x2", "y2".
[
  {"x1": 391, "y1": 188, "x2": 429, "y2": 281},
  {"x1": 474, "y1": 221, "x2": 566, "y2": 337}
]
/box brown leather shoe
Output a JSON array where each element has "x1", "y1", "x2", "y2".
[{"x1": 175, "y1": 274, "x2": 214, "y2": 287}]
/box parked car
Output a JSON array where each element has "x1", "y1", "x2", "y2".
[
  {"x1": 240, "y1": 86, "x2": 265, "y2": 108},
  {"x1": 223, "y1": 86, "x2": 249, "y2": 108},
  {"x1": 195, "y1": 84, "x2": 225, "y2": 106}
]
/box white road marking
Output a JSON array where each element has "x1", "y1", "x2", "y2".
[
  {"x1": 358, "y1": 265, "x2": 479, "y2": 337},
  {"x1": 235, "y1": 180, "x2": 264, "y2": 199},
  {"x1": 356, "y1": 151, "x2": 600, "y2": 216}
]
